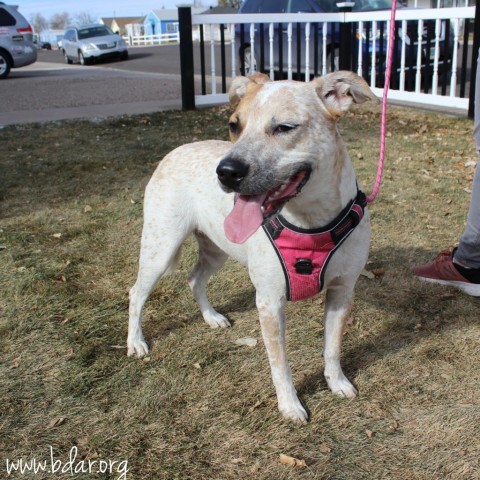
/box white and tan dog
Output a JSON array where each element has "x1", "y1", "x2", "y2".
[{"x1": 128, "y1": 71, "x2": 376, "y2": 423}]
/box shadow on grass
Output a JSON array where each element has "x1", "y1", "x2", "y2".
[{"x1": 297, "y1": 245, "x2": 480, "y2": 396}]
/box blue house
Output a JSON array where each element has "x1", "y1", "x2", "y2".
[{"x1": 144, "y1": 8, "x2": 206, "y2": 36}]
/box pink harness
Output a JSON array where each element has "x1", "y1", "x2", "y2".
[{"x1": 263, "y1": 191, "x2": 367, "y2": 301}]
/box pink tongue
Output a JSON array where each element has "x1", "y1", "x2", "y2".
[{"x1": 224, "y1": 193, "x2": 267, "y2": 244}]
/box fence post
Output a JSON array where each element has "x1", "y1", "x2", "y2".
[
  {"x1": 337, "y1": 2, "x2": 355, "y2": 71},
  {"x1": 178, "y1": 6, "x2": 195, "y2": 110},
  {"x1": 468, "y1": 0, "x2": 480, "y2": 119}
]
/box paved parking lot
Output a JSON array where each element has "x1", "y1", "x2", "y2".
[{"x1": 0, "y1": 46, "x2": 193, "y2": 126}]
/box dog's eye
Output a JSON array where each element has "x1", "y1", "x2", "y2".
[
  {"x1": 229, "y1": 122, "x2": 240, "y2": 135},
  {"x1": 274, "y1": 124, "x2": 298, "y2": 135}
]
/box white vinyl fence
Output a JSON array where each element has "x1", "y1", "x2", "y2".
[
  {"x1": 191, "y1": 7, "x2": 476, "y2": 111},
  {"x1": 125, "y1": 32, "x2": 179, "y2": 46}
]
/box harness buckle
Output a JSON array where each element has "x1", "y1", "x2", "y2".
[{"x1": 294, "y1": 258, "x2": 313, "y2": 275}]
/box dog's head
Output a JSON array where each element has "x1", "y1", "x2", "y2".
[{"x1": 217, "y1": 71, "x2": 376, "y2": 243}]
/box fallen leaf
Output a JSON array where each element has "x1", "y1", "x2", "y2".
[
  {"x1": 47, "y1": 417, "x2": 66, "y2": 429},
  {"x1": 234, "y1": 337, "x2": 257, "y2": 348},
  {"x1": 193, "y1": 362, "x2": 202, "y2": 369},
  {"x1": 83, "y1": 205, "x2": 93, "y2": 213},
  {"x1": 249, "y1": 400, "x2": 263, "y2": 413},
  {"x1": 366, "y1": 429, "x2": 375, "y2": 438},
  {"x1": 371, "y1": 268, "x2": 386, "y2": 276},
  {"x1": 387, "y1": 421, "x2": 400, "y2": 432},
  {"x1": 52, "y1": 233, "x2": 62, "y2": 239},
  {"x1": 10, "y1": 357, "x2": 21, "y2": 369},
  {"x1": 360, "y1": 269, "x2": 375, "y2": 279},
  {"x1": 279, "y1": 454, "x2": 307, "y2": 468},
  {"x1": 55, "y1": 274, "x2": 66, "y2": 283},
  {"x1": 319, "y1": 442, "x2": 332, "y2": 453}
]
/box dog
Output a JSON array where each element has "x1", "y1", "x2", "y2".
[{"x1": 127, "y1": 71, "x2": 376, "y2": 423}]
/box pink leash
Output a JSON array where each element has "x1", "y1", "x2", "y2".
[{"x1": 366, "y1": 0, "x2": 398, "y2": 203}]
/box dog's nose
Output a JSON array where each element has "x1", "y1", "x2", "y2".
[{"x1": 216, "y1": 157, "x2": 249, "y2": 189}]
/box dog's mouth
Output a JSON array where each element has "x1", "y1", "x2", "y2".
[{"x1": 224, "y1": 168, "x2": 311, "y2": 244}]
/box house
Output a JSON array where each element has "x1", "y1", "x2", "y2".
[
  {"x1": 192, "y1": 6, "x2": 239, "y2": 42},
  {"x1": 100, "y1": 16, "x2": 145, "y2": 36},
  {"x1": 143, "y1": 8, "x2": 207, "y2": 37},
  {"x1": 38, "y1": 29, "x2": 64, "y2": 48}
]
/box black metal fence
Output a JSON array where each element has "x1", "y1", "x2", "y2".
[{"x1": 178, "y1": 5, "x2": 478, "y2": 117}]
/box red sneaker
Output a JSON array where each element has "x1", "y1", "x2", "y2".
[{"x1": 413, "y1": 248, "x2": 480, "y2": 297}]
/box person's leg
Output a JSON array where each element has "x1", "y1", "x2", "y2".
[
  {"x1": 413, "y1": 48, "x2": 480, "y2": 296},
  {"x1": 454, "y1": 48, "x2": 480, "y2": 269},
  {"x1": 454, "y1": 157, "x2": 480, "y2": 268}
]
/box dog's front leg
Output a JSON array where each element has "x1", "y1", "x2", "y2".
[
  {"x1": 323, "y1": 284, "x2": 358, "y2": 398},
  {"x1": 257, "y1": 294, "x2": 308, "y2": 423}
]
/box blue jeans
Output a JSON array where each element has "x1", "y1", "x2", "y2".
[{"x1": 454, "y1": 48, "x2": 480, "y2": 268}]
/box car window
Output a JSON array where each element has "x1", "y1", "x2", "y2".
[
  {"x1": 352, "y1": 0, "x2": 393, "y2": 11},
  {"x1": 77, "y1": 26, "x2": 113, "y2": 40},
  {"x1": 241, "y1": 0, "x2": 289, "y2": 13},
  {"x1": 0, "y1": 7, "x2": 16, "y2": 26},
  {"x1": 64, "y1": 29, "x2": 74, "y2": 41},
  {"x1": 311, "y1": 0, "x2": 344, "y2": 11},
  {"x1": 287, "y1": 0, "x2": 318, "y2": 12}
]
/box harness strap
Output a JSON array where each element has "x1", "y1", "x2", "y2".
[{"x1": 263, "y1": 190, "x2": 367, "y2": 301}]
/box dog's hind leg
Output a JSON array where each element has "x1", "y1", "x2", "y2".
[
  {"x1": 323, "y1": 283, "x2": 358, "y2": 398},
  {"x1": 257, "y1": 293, "x2": 308, "y2": 423},
  {"x1": 188, "y1": 232, "x2": 231, "y2": 328},
  {"x1": 128, "y1": 190, "x2": 192, "y2": 357}
]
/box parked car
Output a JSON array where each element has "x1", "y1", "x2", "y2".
[
  {"x1": 0, "y1": 2, "x2": 37, "y2": 79},
  {"x1": 61, "y1": 24, "x2": 128, "y2": 65},
  {"x1": 236, "y1": 0, "x2": 451, "y2": 81},
  {"x1": 32, "y1": 34, "x2": 52, "y2": 50}
]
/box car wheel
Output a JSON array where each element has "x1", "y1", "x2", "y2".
[
  {"x1": 240, "y1": 45, "x2": 257, "y2": 76},
  {"x1": 78, "y1": 51, "x2": 89, "y2": 65},
  {"x1": 63, "y1": 50, "x2": 73, "y2": 65},
  {"x1": 120, "y1": 51, "x2": 128, "y2": 61},
  {"x1": 0, "y1": 49, "x2": 11, "y2": 79}
]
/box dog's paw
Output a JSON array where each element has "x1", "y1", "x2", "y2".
[
  {"x1": 127, "y1": 337, "x2": 150, "y2": 358},
  {"x1": 327, "y1": 375, "x2": 358, "y2": 399},
  {"x1": 279, "y1": 400, "x2": 309, "y2": 424},
  {"x1": 204, "y1": 311, "x2": 231, "y2": 329}
]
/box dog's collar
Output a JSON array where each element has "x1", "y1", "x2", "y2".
[{"x1": 263, "y1": 190, "x2": 367, "y2": 301}]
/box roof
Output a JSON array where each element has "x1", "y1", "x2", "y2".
[
  {"x1": 150, "y1": 7, "x2": 207, "y2": 21},
  {"x1": 100, "y1": 16, "x2": 145, "y2": 27},
  {"x1": 201, "y1": 6, "x2": 239, "y2": 14}
]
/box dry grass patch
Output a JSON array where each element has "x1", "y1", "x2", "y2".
[{"x1": 1, "y1": 104, "x2": 479, "y2": 480}]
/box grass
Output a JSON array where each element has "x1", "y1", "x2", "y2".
[{"x1": 0, "y1": 103, "x2": 479, "y2": 480}]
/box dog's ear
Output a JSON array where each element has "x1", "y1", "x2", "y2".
[
  {"x1": 311, "y1": 71, "x2": 378, "y2": 118},
  {"x1": 229, "y1": 74, "x2": 271, "y2": 108}
]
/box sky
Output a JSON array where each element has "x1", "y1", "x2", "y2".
[{"x1": 15, "y1": 1, "x2": 217, "y2": 21}]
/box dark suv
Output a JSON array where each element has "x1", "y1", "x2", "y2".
[
  {"x1": 0, "y1": 2, "x2": 37, "y2": 79},
  {"x1": 236, "y1": 0, "x2": 451, "y2": 83}
]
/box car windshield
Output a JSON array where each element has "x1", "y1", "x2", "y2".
[
  {"x1": 77, "y1": 26, "x2": 113, "y2": 40},
  {"x1": 351, "y1": 0, "x2": 393, "y2": 11},
  {"x1": 240, "y1": 0, "x2": 393, "y2": 13}
]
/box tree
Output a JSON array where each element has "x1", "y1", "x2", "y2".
[
  {"x1": 72, "y1": 11, "x2": 97, "y2": 27},
  {"x1": 50, "y1": 12, "x2": 71, "y2": 30},
  {"x1": 217, "y1": 0, "x2": 242, "y2": 7},
  {"x1": 30, "y1": 13, "x2": 48, "y2": 33}
]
